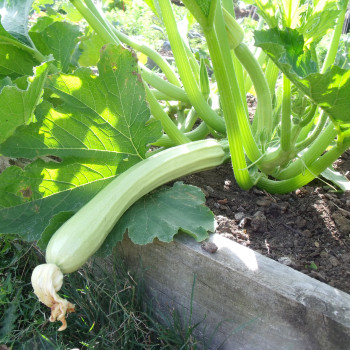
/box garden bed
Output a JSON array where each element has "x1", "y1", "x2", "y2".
[{"x1": 116, "y1": 150, "x2": 350, "y2": 349}]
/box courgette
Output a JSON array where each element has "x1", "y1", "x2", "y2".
[{"x1": 31, "y1": 139, "x2": 229, "y2": 330}]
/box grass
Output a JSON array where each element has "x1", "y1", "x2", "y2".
[{"x1": 0, "y1": 235, "x2": 206, "y2": 349}]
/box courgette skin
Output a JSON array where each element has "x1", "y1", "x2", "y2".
[{"x1": 46, "y1": 139, "x2": 228, "y2": 273}]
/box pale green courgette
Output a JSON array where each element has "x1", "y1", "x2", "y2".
[{"x1": 31, "y1": 139, "x2": 229, "y2": 330}]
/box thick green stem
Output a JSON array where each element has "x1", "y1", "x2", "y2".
[
  {"x1": 70, "y1": 0, "x2": 121, "y2": 45},
  {"x1": 244, "y1": 49, "x2": 267, "y2": 93},
  {"x1": 79, "y1": 0, "x2": 181, "y2": 86},
  {"x1": 281, "y1": 74, "x2": 292, "y2": 151},
  {"x1": 140, "y1": 64, "x2": 189, "y2": 103},
  {"x1": 277, "y1": 121, "x2": 336, "y2": 180},
  {"x1": 208, "y1": 11, "x2": 261, "y2": 163},
  {"x1": 152, "y1": 122, "x2": 209, "y2": 147},
  {"x1": 265, "y1": 58, "x2": 280, "y2": 97},
  {"x1": 0, "y1": 37, "x2": 45, "y2": 62},
  {"x1": 232, "y1": 52, "x2": 249, "y2": 118},
  {"x1": 204, "y1": 6, "x2": 256, "y2": 189},
  {"x1": 257, "y1": 140, "x2": 350, "y2": 193},
  {"x1": 321, "y1": 1, "x2": 348, "y2": 73},
  {"x1": 113, "y1": 29, "x2": 181, "y2": 87},
  {"x1": 150, "y1": 89, "x2": 182, "y2": 101},
  {"x1": 184, "y1": 107, "x2": 198, "y2": 132},
  {"x1": 158, "y1": 0, "x2": 226, "y2": 134},
  {"x1": 295, "y1": 111, "x2": 328, "y2": 153},
  {"x1": 299, "y1": 103, "x2": 318, "y2": 128},
  {"x1": 144, "y1": 83, "x2": 190, "y2": 145},
  {"x1": 234, "y1": 43, "x2": 272, "y2": 141}
]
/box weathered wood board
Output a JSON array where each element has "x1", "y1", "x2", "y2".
[{"x1": 117, "y1": 233, "x2": 350, "y2": 350}]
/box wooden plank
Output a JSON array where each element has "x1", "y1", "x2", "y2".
[{"x1": 118, "y1": 233, "x2": 350, "y2": 350}]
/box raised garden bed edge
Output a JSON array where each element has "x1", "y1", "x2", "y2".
[{"x1": 116, "y1": 233, "x2": 350, "y2": 350}]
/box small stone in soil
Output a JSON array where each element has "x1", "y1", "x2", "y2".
[
  {"x1": 256, "y1": 198, "x2": 271, "y2": 206},
  {"x1": 252, "y1": 188, "x2": 265, "y2": 195},
  {"x1": 309, "y1": 271, "x2": 328, "y2": 283},
  {"x1": 234, "y1": 212, "x2": 245, "y2": 221},
  {"x1": 278, "y1": 256, "x2": 293, "y2": 266},
  {"x1": 201, "y1": 241, "x2": 218, "y2": 254},
  {"x1": 238, "y1": 217, "x2": 248, "y2": 228},
  {"x1": 267, "y1": 203, "x2": 283, "y2": 216},
  {"x1": 320, "y1": 250, "x2": 329, "y2": 258},
  {"x1": 251, "y1": 211, "x2": 267, "y2": 232},
  {"x1": 205, "y1": 185, "x2": 215, "y2": 193},
  {"x1": 302, "y1": 229, "x2": 313, "y2": 238},
  {"x1": 328, "y1": 255, "x2": 340, "y2": 267},
  {"x1": 296, "y1": 218, "x2": 307, "y2": 229},
  {"x1": 332, "y1": 211, "x2": 350, "y2": 234},
  {"x1": 341, "y1": 253, "x2": 350, "y2": 263}
]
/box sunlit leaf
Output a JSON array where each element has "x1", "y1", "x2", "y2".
[
  {"x1": 0, "y1": 0, "x2": 35, "y2": 45},
  {"x1": 0, "y1": 62, "x2": 49, "y2": 144},
  {"x1": 30, "y1": 21, "x2": 81, "y2": 73},
  {"x1": 78, "y1": 30, "x2": 105, "y2": 67},
  {"x1": 0, "y1": 45, "x2": 162, "y2": 242},
  {"x1": 255, "y1": 28, "x2": 350, "y2": 124},
  {"x1": 298, "y1": 0, "x2": 340, "y2": 45},
  {"x1": 253, "y1": 0, "x2": 279, "y2": 28}
]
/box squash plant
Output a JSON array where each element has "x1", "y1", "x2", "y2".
[{"x1": 0, "y1": 0, "x2": 349, "y2": 330}]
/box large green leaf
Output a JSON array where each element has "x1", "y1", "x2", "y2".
[
  {"x1": 335, "y1": 35, "x2": 350, "y2": 70},
  {"x1": 30, "y1": 21, "x2": 81, "y2": 73},
  {"x1": 0, "y1": 0, "x2": 35, "y2": 45},
  {"x1": 0, "y1": 61, "x2": 49, "y2": 144},
  {"x1": 0, "y1": 44, "x2": 162, "y2": 242},
  {"x1": 98, "y1": 182, "x2": 215, "y2": 256},
  {"x1": 78, "y1": 30, "x2": 105, "y2": 67},
  {"x1": 252, "y1": 0, "x2": 279, "y2": 28},
  {"x1": 298, "y1": 0, "x2": 340, "y2": 45},
  {"x1": 255, "y1": 28, "x2": 350, "y2": 125},
  {"x1": 0, "y1": 6, "x2": 42, "y2": 80},
  {"x1": 0, "y1": 76, "x2": 12, "y2": 92},
  {"x1": 253, "y1": 0, "x2": 340, "y2": 38},
  {"x1": 0, "y1": 161, "x2": 121, "y2": 241},
  {"x1": 0, "y1": 42, "x2": 39, "y2": 79}
]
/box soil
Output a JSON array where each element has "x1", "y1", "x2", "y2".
[
  {"x1": 178, "y1": 93, "x2": 350, "y2": 295},
  {"x1": 180, "y1": 153, "x2": 350, "y2": 295}
]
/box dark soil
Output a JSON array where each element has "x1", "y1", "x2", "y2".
[{"x1": 181, "y1": 154, "x2": 350, "y2": 295}]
